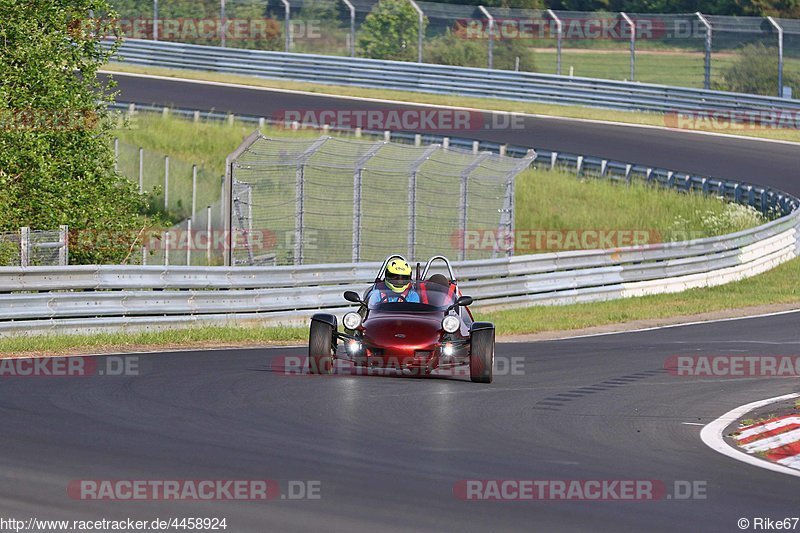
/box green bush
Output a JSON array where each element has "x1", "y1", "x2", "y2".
[
  {"x1": 357, "y1": 0, "x2": 427, "y2": 61},
  {"x1": 0, "y1": 0, "x2": 153, "y2": 264},
  {"x1": 713, "y1": 43, "x2": 796, "y2": 96},
  {"x1": 425, "y1": 27, "x2": 536, "y2": 71}
]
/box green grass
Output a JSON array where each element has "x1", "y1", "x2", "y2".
[
  {"x1": 118, "y1": 114, "x2": 764, "y2": 255},
  {"x1": 105, "y1": 62, "x2": 800, "y2": 144}
]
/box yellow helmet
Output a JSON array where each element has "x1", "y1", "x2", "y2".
[{"x1": 385, "y1": 259, "x2": 412, "y2": 293}]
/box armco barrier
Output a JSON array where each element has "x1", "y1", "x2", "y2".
[
  {"x1": 109, "y1": 39, "x2": 800, "y2": 116},
  {"x1": 0, "y1": 207, "x2": 797, "y2": 335}
]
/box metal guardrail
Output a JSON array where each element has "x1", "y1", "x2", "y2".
[
  {"x1": 0, "y1": 207, "x2": 797, "y2": 335},
  {"x1": 110, "y1": 39, "x2": 800, "y2": 116}
]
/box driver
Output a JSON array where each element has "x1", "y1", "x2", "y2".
[{"x1": 368, "y1": 259, "x2": 420, "y2": 304}]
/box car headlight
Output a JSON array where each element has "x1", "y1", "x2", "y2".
[
  {"x1": 442, "y1": 315, "x2": 460, "y2": 333},
  {"x1": 343, "y1": 312, "x2": 362, "y2": 330}
]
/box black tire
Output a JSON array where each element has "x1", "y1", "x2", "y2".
[
  {"x1": 470, "y1": 326, "x2": 495, "y2": 383},
  {"x1": 308, "y1": 320, "x2": 334, "y2": 374}
]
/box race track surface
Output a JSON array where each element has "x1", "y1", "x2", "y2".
[{"x1": 3, "y1": 73, "x2": 795, "y2": 530}]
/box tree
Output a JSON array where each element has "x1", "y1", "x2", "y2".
[
  {"x1": 0, "y1": 0, "x2": 151, "y2": 264},
  {"x1": 357, "y1": 0, "x2": 428, "y2": 61}
]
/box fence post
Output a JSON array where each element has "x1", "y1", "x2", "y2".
[
  {"x1": 547, "y1": 9, "x2": 562, "y2": 75},
  {"x1": 342, "y1": 0, "x2": 356, "y2": 57},
  {"x1": 164, "y1": 155, "x2": 169, "y2": 210},
  {"x1": 620, "y1": 12, "x2": 635, "y2": 81},
  {"x1": 294, "y1": 138, "x2": 328, "y2": 264},
  {"x1": 153, "y1": 0, "x2": 159, "y2": 41},
  {"x1": 58, "y1": 225, "x2": 69, "y2": 266},
  {"x1": 352, "y1": 142, "x2": 383, "y2": 263},
  {"x1": 138, "y1": 147, "x2": 144, "y2": 193},
  {"x1": 479, "y1": 6, "x2": 494, "y2": 70},
  {"x1": 408, "y1": 145, "x2": 438, "y2": 260},
  {"x1": 459, "y1": 152, "x2": 491, "y2": 260},
  {"x1": 696, "y1": 12, "x2": 712, "y2": 90},
  {"x1": 280, "y1": 0, "x2": 292, "y2": 52},
  {"x1": 408, "y1": 0, "x2": 424, "y2": 63},
  {"x1": 191, "y1": 165, "x2": 197, "y2": 222},
  {"x1": 186, "y1": 219, "x2": 192, "y2": 266},
  {"x1": 768, "y1": 17, "x2": 784, "y2": 97},
  {"x1": 20, "y1": 227, "x2": 30, "y2": 267},
  {"x1": 207, "y1": 205, "x2": 212, "y2": 265},
  {"x1": 220, "y1": 0, "x2": 226, "y2": 47}
]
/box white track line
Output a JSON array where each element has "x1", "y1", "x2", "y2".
[
  {"x1": 700, "y1": 392, "x2": 800, "y2": 478},
  {"x1": 100, "y1": 69, "x2": 800, "y2": 147},
  {"x1": 541, "y1": 307, "x2": 800, "y2": 342}
]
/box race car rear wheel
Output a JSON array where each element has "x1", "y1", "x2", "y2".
[
  {"x1": 469, "y1": 324, "x2": 495, "y2": 383},
  {"x1": 308, "y1": 319, "x2": 335, "y2": 374}
]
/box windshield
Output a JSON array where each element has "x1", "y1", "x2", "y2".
[{"x1": 367, "y1": 280, "x2": 457, "y2": 311}]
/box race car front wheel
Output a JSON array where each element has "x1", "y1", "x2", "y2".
[
  {"x1": 469, "y1": 324, "x2": 495, "y2": 383},
  {"x1": 308, "y1": 319, "x2": 335, "y2": 374}
]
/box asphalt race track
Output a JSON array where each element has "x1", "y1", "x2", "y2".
[
  {"x1": 1, "y1": 73, "x2": 796, "y2": 531},
  {"x1": 106, "y1": 72, "x2": 800, "y2": 196},
  {"x1": 1, "y1": 313, "x2": 799, "y2": 531}
]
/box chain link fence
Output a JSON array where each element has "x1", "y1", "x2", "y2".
[
  {"x1": 110, "y1": 1, "x2": 800, "y2": 96},
  {"x1": 0, "y1": 227, "x2": 69, "y2": 267},
  {"x1": 227, "y1": 134, "x2": 533, "y2": 266}
]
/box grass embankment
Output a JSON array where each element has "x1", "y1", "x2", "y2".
[{"x1": 105, "y1": 63, "x2": 800, "y2": 144}]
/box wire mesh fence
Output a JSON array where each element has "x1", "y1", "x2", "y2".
[
  {"x1": 0, "y1": 228, "x2": 69, "y2": 267},
  {"x1": 109, "y1": 1, "x2": 800, "y2": 96},
  {"x1": 228, "y1": 134, "x2": 533, "y2": 266}
]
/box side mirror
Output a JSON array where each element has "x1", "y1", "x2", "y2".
[
  {"x1": 447, "y1": 295, "x2": 474, "y2": 313},
  {"x1": 343, "y1": 291, "x2": 364, "y2": 304},
  {"x1": 456, "y1": 295, "x2": 474, "y2": 307}
]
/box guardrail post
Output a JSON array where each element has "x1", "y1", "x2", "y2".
[
  {"x1": 153, "y1": 0, "x2": 158, "y2": 41},
  {"x1": 58, "y1": 225, "x2": 69, "y2": 266},
  {"x1": 696, "y1": 12, "x2": 712, "y2": 90},
  {"x1": 620, "y1": 12, "x2": 635, "y2": 81},
  {"x1": 767, "y1": 17, "x2": 784, "y2": 97},
  {"x1": 342, "y1": 0, "x2": 356, "y2": 57},
  {"x1": 547, "y1": 9, "x2": 562, "y2": 75},
  {"x1": 113, "y1": 138, "x2": 118, "y2": 171},
  {"x1": 20, "y1": 227, "x2": 30, "y2": 267},
  {"x1": 478, "y1": 6, "x2": 494, "y2": 69},
  {"x1": 280, "y1": 0, "x2": 292, "y2": 52},
  {"x1": 408, "y1": 0, "x2": 424, "y2": 63}
]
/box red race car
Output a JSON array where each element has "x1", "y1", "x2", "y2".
[{"x1": 308, "y1": 255, "x2": 495, "y2": 382}]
